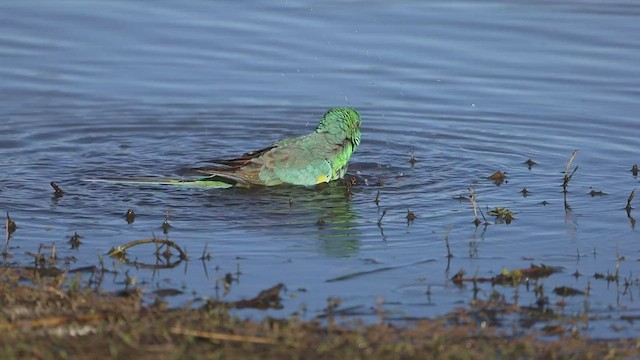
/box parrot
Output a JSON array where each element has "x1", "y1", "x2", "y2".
[{"x1": 86, "y1": 107, "x2": 361, "y2": 188}]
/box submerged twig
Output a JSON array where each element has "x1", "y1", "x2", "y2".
[
  {"x1": 625, "y1": 189, "x2": 636, "y2": 216},
  {"x1": 444, "y1": 228, "x2": 453, "y2": 259},
  {"x1": 373, "y1": 190, "x2": 380, "y2": 207},
  {"x1": 200, "y1": 243, "x2": 211, "y2": 261},
  {"x1": 326, "y1": 259, "x2": 434, "y2": 283},
  {"x1": 377, "y1": 209, "x2": 387, "y2": 226},
  {"x1": 377, "y1": 209, "x2": 387, "y2": 241}
]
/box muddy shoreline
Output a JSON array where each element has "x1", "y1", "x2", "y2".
[{"x1": 0, "y1": 266, "x2": 637, "y2": 359}]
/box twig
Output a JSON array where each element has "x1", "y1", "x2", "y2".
[
  {"x1": 377, "y1": 209, "x2": 387, "y2": 226},
  {"x1": 200, "y1": 243, "x2": 211, "y2": 261},
  {"x1": 444, "y1": 228, "x2": 453, "y2": 259},
  {"x1": 468, "y1": 188, "x2": 487, "y2": 226},
  {"x1": 469, "y1": 188, "x2": 479, "y2": 225},
  {"x1": 626, "y1": 189, "x2": 636, "y2": 215},
  {"x1": 4, "y1": 213, "x2": 17, "y2": 256},
  {"x1": 373, "y1": 190, "x2": 380, "y2": 207},
  {"x1": 170, "y1": 327, "x2": 278, "y2": 345},
  {"x1": 107, "y1": 238, "x2": 188, "y2": 260},
  {"x1": 562, "y1": 149, "x2": 579, "y2": 194}
]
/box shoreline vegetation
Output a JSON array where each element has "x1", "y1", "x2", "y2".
[{"x1": 0, "y1": 266, "x2": 637, "y2": 359}]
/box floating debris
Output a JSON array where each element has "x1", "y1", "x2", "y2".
[
  {"x1": 451, "y1": 269, "x2": 467, "y2": 284},
  {"x1": 409, "y1": 147, "x2": 417, "y2": 166},
  {"x1": 553, "y1": 286, "x2": 585, "y2": 297},
  {"x1": 406, "y1": 209, "x2": 416, "y2": 224},
  {"x1": 541, "y1": 324, "x2": 565, "y2": 336},
  {"x1": 588, "y1": 189, "x2": 607, "y2": 197},
  {"x1": 594, "y1": 272, "x2": 618, "y2": 282},
  {"x1": 221, "y1": 273, "x2": 234, "y2": 295},
  {"x1": 124, "y1": 209, "x2": 136, "y2": 224},
  {"x1": 162, "y1": 211, "x2": 173, "y2": 234},
  {"x1": 50, "y1": 181, "x2": 64, "y2": 196},
  {"x1": 453, "y1": 194, "x2": 467, "y2": 201},
  {"x1": 452, "y1": 264, "x2": 560, "y2": 285},
  {"x1": 69, "y1": 231, "x2": 82, "y2": 250},
  {"x1": 487, "y1": 207, "x2": 515, "y2": 224},
  {"x1": 497, "y1": 264, "x2": 561, "y2": 282},
  {"x1": 162, "y1": 219, "x2": 172, "y2": 234},
  {"x1": 345, "y1": 174, "x2": 358, "y2": 187},
  {"x1": 205, "y1": 283, "x2": 284, "y2": 311},
  {"x1": 34, "y1": 243, "x2": 57, "y2": 265},
  {"x1": 488, "y1": 171, "x2": 506, "y2": 186},
  {"x1": 524, "y1": 159, "x2": 537, "y2": 169},
  {"x1": 162, "y1": 246, "x2": 173, "y2": 261},
  {"x1": 152, "y1": 288, "x2": 184, "y2": 298}
]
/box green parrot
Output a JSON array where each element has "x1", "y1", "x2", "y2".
[{"x1": 86, "y1": 107, "x2": 361, "y2": 188}]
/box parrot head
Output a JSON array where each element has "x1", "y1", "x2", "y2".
[{"x1": 316, "y1": 107, "x2": 361, "y2": 146}]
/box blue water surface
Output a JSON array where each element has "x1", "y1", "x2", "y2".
[{"x1": 1, "y1": 0, "x2": 639, "y2": 338}]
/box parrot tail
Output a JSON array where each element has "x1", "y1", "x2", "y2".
[{"x1": 83, "y1": 176, "x2": 238, "y2": 188}]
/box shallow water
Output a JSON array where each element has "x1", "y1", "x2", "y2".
[{"x1": 1, "y1": 1, "x2": 639, "y2": 338}]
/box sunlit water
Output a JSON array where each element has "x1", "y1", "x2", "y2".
[{"x1": 1, "y1": 1, "x2": 639, "y2": 338}]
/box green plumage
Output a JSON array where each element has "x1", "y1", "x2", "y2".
[{"x1": 87, "y1": 108, "x2": 361, "y2": 188}]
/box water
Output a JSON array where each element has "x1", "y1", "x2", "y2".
[{"x1": 1, "y1": 1, "x2": 639, "y2": 338}]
